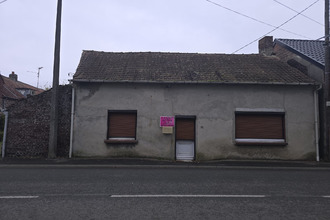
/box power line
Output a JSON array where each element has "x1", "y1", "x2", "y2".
[
  {"x1": 205, "y1": 0, "x2": 311, "y2": 39},
  {"x1": 232, "y1": 0, "x2": 320, "y2": 54},
  {"x1": 0, "y1": 0, "x2": 8, "y2": 4},
  {"x1": 316, "y1": 34, "x2": 330, "y2": 40},
  {"x1": 273, "y1": 0, "x2": 323, "y2": 26}
]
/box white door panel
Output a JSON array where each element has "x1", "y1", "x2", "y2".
[{"x1": 176, "y1": 140, "x2": 194, "y2": 161}]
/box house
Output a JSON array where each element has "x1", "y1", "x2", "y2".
[
  {"x1": 259, "y1": 36, "x2": 325, "y2": 83},
  {"x1": 71, "y1": 50, "x2": 319, "y2": 161},
  {"x1": 0, "y1": 72, "x2": 44, "y2": 110}
]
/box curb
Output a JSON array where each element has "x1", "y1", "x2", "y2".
[{"x1": 0, "y1": 158, "x2": 330, "y2": 168}]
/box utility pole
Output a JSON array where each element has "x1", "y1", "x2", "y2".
[
  {"x1": 48, "y1": 0, "x2": 62, "y2": 158},
  {"x1": 323, "y1": 0, "x2": 330, "y2": 161},
  {"x1": 37, "y1": 67, "x2": 43, "y2": 89}
]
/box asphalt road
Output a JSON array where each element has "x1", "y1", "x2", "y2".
[{"x1": 0, "y1": 165, "x2": 330, "y2": 220}]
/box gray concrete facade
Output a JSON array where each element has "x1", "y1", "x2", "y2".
[{"x1": 72, "y1": 82, "x2": 317, "y2": 161}]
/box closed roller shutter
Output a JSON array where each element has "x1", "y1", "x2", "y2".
[
  {"x1": 176, "y1": 118, "x2": 195, "y2": 140},
  {"x1": 235, "y1": 113, "x2": 284, "y2": 139},
  {"x1": 108, "y1": 112, "x2": 136, "y2": 138}
]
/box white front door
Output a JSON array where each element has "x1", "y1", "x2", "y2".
[{"x1": 175, "y1": 117, "x2": 195, "y2": 161}]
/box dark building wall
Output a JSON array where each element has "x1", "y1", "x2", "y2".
[
  {"x1": 5, "y1": 85, "x2": 72, "y2": 158},
  {"x1": 1, "y1": 98, "x2": 17, "y2": 110}
]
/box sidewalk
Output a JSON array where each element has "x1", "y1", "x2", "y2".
[{"x1": 1, "y1": 157, "x2": 330, "y2": 168}]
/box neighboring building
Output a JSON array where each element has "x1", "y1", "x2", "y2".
[
  {"x1": 259, "y1": 36, "x2": 324, "y2": 83},
  {"x1": 71, "y1": 50, "x2": 319, "y2": 161},
  {"x1": 0, "y1": 72, "x2": 44, "y2": 110},
  {"x1": 259, "y1": 36, "x2": 329, "y2": 161}
]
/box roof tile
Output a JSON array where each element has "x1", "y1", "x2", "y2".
[{"x1": 73, "y1": 51, "x2": 316, "y2": 85}]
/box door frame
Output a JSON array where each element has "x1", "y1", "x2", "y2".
[{"x1": 175, "y1": 115, "x2": 196, "y2": 161}]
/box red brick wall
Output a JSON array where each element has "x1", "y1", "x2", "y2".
[{"x1": 273, "y1": 44, "x2": 297, "y2": 63}]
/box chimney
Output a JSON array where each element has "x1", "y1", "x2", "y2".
[
  {"x1": 9, "y1": 71, "x2": 18, "y2": 81},
  {"x1": 258, "y1": 36, "x2": 274, "y2": 56}
]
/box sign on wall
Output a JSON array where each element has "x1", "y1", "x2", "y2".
[{"x1": 160, "y1": 116, "x2": 175, "y2": 127}]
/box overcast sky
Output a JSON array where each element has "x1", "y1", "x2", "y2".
[{"x1": 0, "y1": 0, "x2": 325, "y2": 88}]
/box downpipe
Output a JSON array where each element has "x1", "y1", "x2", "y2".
[
  {"x1": 314, "y1": 85, "x2": 322, "y2": 162},
  {"x1": 69, "y1": 86, "x2": 75, "y2": 158},
  {"x1": 1, "y1": 111, "x2": 8, "y2": 158}
]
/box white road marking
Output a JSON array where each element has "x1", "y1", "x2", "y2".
[
  {"x1": 110, "y1": 194, "x2": 267, "y2": 198},
  {"x1": 0, "y1": 196, "x2": 39, "y2": 199},
  {"x1": 1, "y1": 194, "x2": 328, "y2": 199}
]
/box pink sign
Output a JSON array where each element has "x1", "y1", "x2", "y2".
[{"x1": 160, "y1": 116, "x2": 175, "y2": 127}]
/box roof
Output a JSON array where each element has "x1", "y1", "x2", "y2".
[
  {"x1": 274, "y1": 38, "x2": 325, "y2": 68},
  {"x1": 0, "y1": 75, "x2": 44, "y2": 100},
  {"x1": 73, "y1": 50, "x2": 316, "y2": 85}
]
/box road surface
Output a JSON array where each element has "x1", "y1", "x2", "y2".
[{"x1": 0, "y1": 165, "x2": 329, "y2": 219}]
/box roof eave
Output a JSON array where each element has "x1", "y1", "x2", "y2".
[{"x1": 72, "y1": 78, "x2": 317, "y2": 86}]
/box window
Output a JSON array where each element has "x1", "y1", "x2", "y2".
[
  {"x1": 104, "y1": 110, "x2": 138, "y2": 144},
  {"x1": 235, "y1": 111, "x2": 286, "y2": 146},
  {"x1": 17, "y1": 88, "x2": 34, "y2": 97}
]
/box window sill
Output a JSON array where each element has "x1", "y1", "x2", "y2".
[
  {"x1": 235, "y1": 139, "x2": 287, "y2": 146},
  {"x1": 104, "y1": 139, "x2": 138, "y2": 144}
]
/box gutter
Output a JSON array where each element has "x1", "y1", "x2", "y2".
[
  {"x1": 314, "y1": 84, "x2": 322, "y2": 162},
  {"x1": 1, "y1": 111, "x2": 8, "y2": 158},
  {"x1": 71, "y1": 79, "x2": 317, "y2": 86},
  {"x1": 69, "y1": 87, "x2": 75, "y2": 158}
]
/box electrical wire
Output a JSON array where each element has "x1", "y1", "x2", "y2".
[
  {"x1": 232, "y1": 0, "x2": 320, "y2": 54},
  {"x1": 0, "y1": 0, "x2": 8, "y2": 4},
  {"x1": 205, "y1": 0, "x2": 310, "y2": 39},
  {"x1": 273, "y1": 0, "x2": 323, "y2": 26},
  {"x1": 316, "y1": 35, "x2": 329, "y2": 40}
]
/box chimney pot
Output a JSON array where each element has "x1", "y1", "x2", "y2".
[{"x1": 9, "y1": 71, "x2": 18, "y2": 81}]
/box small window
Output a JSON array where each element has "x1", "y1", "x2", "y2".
[
  {"x1": 105, "y1": 110, "x2": 137, "y2": 144},
  {"x1": 235, "y1": 112, "x2": 286, "y2": 146}
]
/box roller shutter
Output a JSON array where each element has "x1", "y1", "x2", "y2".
[
  {"x1": 108, "y1": 112, "x2": 136, "y2": 138},
  {"x1": 176, "y1": 118, "x2": 195, "y2": 140},
  {"x1": 235, "y1": 113, "x2": 284, "y2": 139}
]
